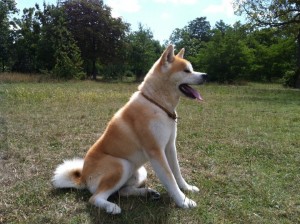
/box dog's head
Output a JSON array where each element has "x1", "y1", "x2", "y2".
[{"x1": 142, "y1": 45, "x2": 207, "y2": 102}]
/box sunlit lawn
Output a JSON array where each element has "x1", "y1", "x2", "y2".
[{"x1": 1, "y1": 78, "x2": 299, "y2": 223}]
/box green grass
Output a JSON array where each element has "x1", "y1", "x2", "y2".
[{"x1": 0, "y1": 79, "x2": 299, "y2": 223}]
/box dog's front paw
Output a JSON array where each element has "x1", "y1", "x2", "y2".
[
  {"x1": 188, "y1": 185, "x2": 200, "y2": 192},
  {"x1": 179, "y1": 197, "x2": 197, "y2": 209},
  {"x1": 181, "y1": 184, "x2": 200, "y2": 193}
]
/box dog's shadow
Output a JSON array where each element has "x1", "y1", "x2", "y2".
[{"x1": 51, "y1": 188, "x2": 173, "y2": 224}]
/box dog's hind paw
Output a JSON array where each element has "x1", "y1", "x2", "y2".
[
  {"x1": 106, "y1": 204, "x2": 121, "y2": 214},
  {"x1": 148, "y1": 189, "x2": 161, "y2": 200},
  {"x1": 92, "y1": 197, "x2": 122, "y2": 215}
]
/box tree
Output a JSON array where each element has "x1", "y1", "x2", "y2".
[
  {"x1": 126, "y1": 24, "x2": 162, "y2": 81},
  {"x1": 169, "y1": 17, "x2": 211, "y2": 58},
  {"x1": 245, "y1": 28, "x2": 296, "y2": 81},
  {"x1": 169, "y1": 28, "x2": 192, "y2": 54},
  {"x1": 51, "y1": 7, "x2": 84, "y2": 79},
  {"x1": 13, "y1": 7, "x2": 41, "y2": 72},
  {"x1": 63, "y1": 0, "x2": 129, "y2": 79},
  {"x1": 194, "y1": 22, "x2": 249, "y2": 82},
  {"x1": 234, "y1": 0, "x2": 300, "y2": 87},
  {"x1": 36, "y1": 3, "x2": 84, "y2": 79},
  {"x1": 35, "y1": 3, "x2": 57, "y2": 71},
  {"x1": 0, "y1": 0, "x2": 18, "y2": 72},
  {"x1": 187, "y1": 17, "x2": 211, "y2": 42},
  {"x1": 215, "y1": 20, "x2": 231, "y2": 36}
]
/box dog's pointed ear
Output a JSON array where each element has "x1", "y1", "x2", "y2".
[
  {"x1": 176, "y1": 48, "x2": 185, "y2": 58},
  {"x1": 160, "y1": 45, "x2": 175, "y2": 65}
]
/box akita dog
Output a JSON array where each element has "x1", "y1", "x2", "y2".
[{"x1": 52, "y1": 45, "x2": 207, "y2": 214}]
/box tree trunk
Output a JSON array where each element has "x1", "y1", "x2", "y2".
[
  {"x1": 92, "y1": 59, "x2": 96, "y2": 80},
  {"x1": 295, "y1": 29, "x2": 300, "y2": 88},
  {"x1": 295, "y1": 69, "x2": 300, "y2": 88},
  {"x1": 135, "y1": 69, "x2": 144, "y2": 82}
]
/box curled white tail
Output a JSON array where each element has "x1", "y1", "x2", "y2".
[{"x1": 52, "y1": 158, "x2": 85, "y2": 189}]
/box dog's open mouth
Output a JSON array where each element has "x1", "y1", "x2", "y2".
[{"x1": 179, "y1": 84, "x2": 203, "y2": 101}]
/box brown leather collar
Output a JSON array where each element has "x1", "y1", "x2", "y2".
[{"x1": 141, "y1": 92, "x2": 177, "y2": 120}]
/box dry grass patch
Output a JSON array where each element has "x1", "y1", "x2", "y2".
[{"x1": 0, "y1": 73, "x2": 44, "y2": 83}]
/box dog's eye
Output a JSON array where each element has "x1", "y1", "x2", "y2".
[{"x1": 184, "y1": 69, "x2": 191, "y2": 73}]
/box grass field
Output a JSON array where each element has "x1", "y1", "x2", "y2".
[{"x1": 0, "y1": 78, "x2": 300, "y2": 223}]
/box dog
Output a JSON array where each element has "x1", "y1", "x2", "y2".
[{"x1": 52, "y1": 45, "x2": 207, "y2": 214}]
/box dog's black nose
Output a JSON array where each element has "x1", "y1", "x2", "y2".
[{"x1": 202, "y1": 73, "x2": 208, "y2": 81}]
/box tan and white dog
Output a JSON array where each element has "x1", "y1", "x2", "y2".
[{"x1": 52, "y1": 45, "x2": 207, "y2": 214}]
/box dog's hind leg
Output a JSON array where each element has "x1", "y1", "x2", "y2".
[
  {"x1": 118, "y1": 166, "x2": 160, "y2": 200},
  {"x1": 88, "y1": 158, "x2": 133, "y2": 214}
]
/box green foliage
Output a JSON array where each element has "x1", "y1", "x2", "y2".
[
  {"x1": 101, "y1": 63, "x2": 126, "y2": 81},
  {"x1": 12, "y1": 7, "x2": 41, "y2": 73},
  {"x1": 170, "y1": 19, "x2": 296, "y2": 84},
  {"x1": 233, "y1": 0, "x2": 300, "y2": 28},
  {"x1": 53, "y1": 50, "x2": 84, "y2": 80},
  {"x1": 35, "y1": 3, "x2": 60, "y2": 71},
  {"x1": 246, "y1": 29, "x2": 296, "y2": 81},
  {"x1": 282, "y1": 70, "x2": 298, "y2": 87},
  {"x1": 0, "y1": 0, "x2": 18, "y2": 70},
  {"x1": 11, "y1": 3, "x2": 84, "y2": 79},
  {"x1": 192, "y1": 23, "x2": 249, "y2": 83},
  {"x1": 63, "y1": 0, "x2": 129, "y2": 78},
  {"x1": 0, "y1": 0, "x2": 299, "y2": 84},
  {"x1": 187, "y1": 17, "x2": 211, "y2": 42},
  {"x1": 51, "y1": 8, "x2": 84, "y2": 79},
  {"x1": 169, "y1": 17, "x2": 211, "y2": 58},
  {"x1": 126, "y1": 24, "x2": 163, "y2": 81},
  {"x1": 233, "y1": 0, "x2": 300, "y2": 87}
]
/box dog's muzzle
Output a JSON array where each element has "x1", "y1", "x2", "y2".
[{"x1": 201, "y1": 73, "x2": 208, "y2": 82}]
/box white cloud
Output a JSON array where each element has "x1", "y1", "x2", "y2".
[
  {"x1": 106, "y1": 0, "x2": 141, "y2": 17},
  {"x1": 160, "y1": 11, "x2": 172, "y2": 20},
  {"x1": 203, "y1": 0, "x2": 235, "y2": 17},
  {"x1": 154, "y1": 0, "x2": 198, "y2": 5}
]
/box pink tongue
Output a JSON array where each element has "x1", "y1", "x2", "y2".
[
  {"x1": 185, "y1": 85, "x2": 203, "y2": 101},
  {"x1": 193, "y1": 89, "x2": 203, "y2": 102}
]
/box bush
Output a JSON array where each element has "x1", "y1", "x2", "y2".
[
  {"x1": 52, "y1": 50, "x2": 84, "y2": 80},
  {"x1": 281, "y1": 70, "x2": 297, "y2": 87}
]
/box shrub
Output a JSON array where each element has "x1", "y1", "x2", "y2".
[{"x1": 281, "y1": 70, "x2": 297, "y2": 87}]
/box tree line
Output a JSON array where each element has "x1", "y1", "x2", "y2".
[{"x1": 0, "y1": 0, "x2": 299, "y2": 87}]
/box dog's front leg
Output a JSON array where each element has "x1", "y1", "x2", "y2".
[
  {"x1": 149, "y1": 152, "x2": 197, "y2": 209},
  {"x1": 166, "y1": 135, "x2": 199, "y2": 193}
]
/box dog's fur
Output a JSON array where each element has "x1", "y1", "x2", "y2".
[{"x1": 52, "y1": 45, "x2": 207, "y2": 214}]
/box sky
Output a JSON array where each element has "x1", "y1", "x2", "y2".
[{"x1": 15, "y1": 0, "x2": 243, "y2": 43}]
